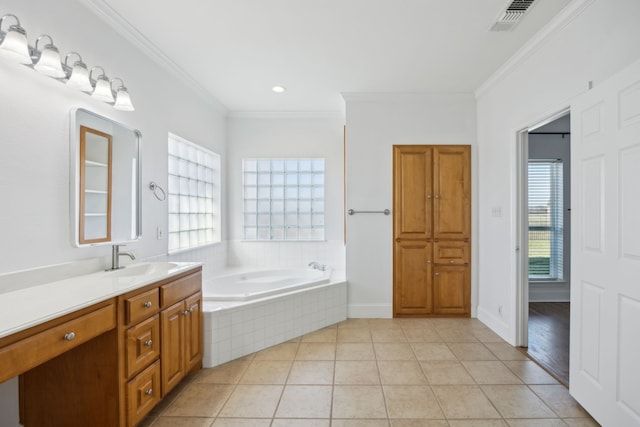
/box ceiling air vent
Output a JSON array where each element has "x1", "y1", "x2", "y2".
[{"x1": 490, "y1": 0, "x2": 536, "y2": 32}]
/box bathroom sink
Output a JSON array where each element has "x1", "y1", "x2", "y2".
[{"x1": 107, "y1": 262, "x2": 180, "y2": 278}]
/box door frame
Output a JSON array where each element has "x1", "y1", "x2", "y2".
[{"x1": 515, "y1": 107, "x2": 570, "y2": 347}]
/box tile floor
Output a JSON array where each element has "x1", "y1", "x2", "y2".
[{"x1": 141, "y1": 318, "x2": 599, "y2": 427}]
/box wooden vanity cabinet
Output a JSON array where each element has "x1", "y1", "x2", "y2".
[{"x1": 11, "y1": 266, "x2": 203, "y2": 427}]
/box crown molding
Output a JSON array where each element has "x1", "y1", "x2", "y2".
[
  {"x1": 227, "y1": 111, "x2": 344, "y2": 120},
  {"x1": 341, "y1": 92, "x2": 474, "y2": 103},
  {"x1": 475, "y1": 0, "x2": 596, "y2": 100},
  {"x1": 79, "y1": 0, "x2": 228, "y2": 115}
]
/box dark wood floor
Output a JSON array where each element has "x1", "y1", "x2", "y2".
[{"x1": 527, "y1": 302, "x2": 570, "y2": 385}]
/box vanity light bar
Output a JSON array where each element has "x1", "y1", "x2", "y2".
[{"x1": 0, "y1": 13, "x2": 135, "y2": 111}]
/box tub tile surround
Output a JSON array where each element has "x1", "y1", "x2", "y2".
[
  {"x1": 204, "y1": 281, "x2": 347, "y2": 367},
  {"x1": 140, "y1": 318, "x2": 599, "y2": 427}
]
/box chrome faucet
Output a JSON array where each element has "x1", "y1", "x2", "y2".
[
  {"x1": 109, "y1": 244, "x2": 135, "y2": 270},
  {"x1": 308, "y1": 261, "x2": 326, "y2": 271}
]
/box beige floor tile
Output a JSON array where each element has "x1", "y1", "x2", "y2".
[
  {"x1": 302, "y1": 327, "x2": 338, "y2": 342},
  {"x1": 411, "y1": 343, "x2": 457, "y2": 361},
  {"x1": 505, "y1": 420, "x2": 567, "y2": 427},
  {"x1": 503, "y1": 361, "x2": 559, "y2": 385},
  {"x1": 336, "y1": 342, "x2": 376, "y2": 360},
  {"x1": 371, "y1": 328, "x2": 408, "y2": 342},
  {"x1": 218, "y1": 384, "x2": 283, "y2": 418},
  {"x1": 398, "y1": 318, "x2": 434, "y2": 329},
  {"x1": 275, "y1": 385, "x2": 333, "y2": 418},
  {"x1": 374, "y1": 343, "x2": 416, "y2": 360},
  {"x1": 402, "y1": 328, "x2": 443, "y2": 343},
  {"x1": 151, "y1": 417, "x2": 214, "y2": 427},
  {"x1": 253, "y1": 342, "x2": 299, "y2": 360},
  {"x1": 472, "y1": 329, "x2": 507, "y2": 343},
  {"x1": 378, "y1": 360, "x2": 428, "y2": 385},
  {"x1": 212, "y1": 419, "x2": 271, "y2": 427},
  {"x1": 485, "y1": 343, "x2": 530, "y2": 361},
  {"x1": 562, "y1": 419, "x2": 601, "y2": 426},
  {"x1": 432, "y1": 385, "x2": 501, "y2": 419},
  {"x1": 529, "y1": 385, "x2": 590, "y2": 418},
  {"x1": 335, "y1": 360, "x2": 380, "y2": 384},
  {"x1": 447, "y1": 421, "x2": 508, "y2": 427},
  {"x1": 369, "y1": 318, "x2": 405, "y2": 329},
  {"x1": 332, "y1": 385, "x2": 388, "y2": 418},
  {"x1": 420, "y1": 360, "x2": 476, "y2": 385},
  {"x1": 162, "y1": 383, "x2": 234, "y2": 417},
  {"x1": 436, "y1": 328, "x2": 479, "y2": 342},
  {"x1": 448, "y1": 343, "x2": 498, "y2": 360},
  {"x1": 482, "y1": 385, "x2": 557, "y2": 418},
  {"x1": 462, "y1": 361, "x2": 523, "y2": 384},
  {"x1": 195, "y1": 360, "x2": 251, "y2": 384},
  {"x1": 287, "y1": 360, "x2": 335, "y2": 384},
  {"x1": 296, "y1": 343, "x2": 336, "y2": 360},
  {"x1": 391, "y1": 420, "x2": 448, "y2": 427},
  {"x1": 239, "y1": 360, "x2": 291, "y2": 384},
  {"x1": 337, "y1": 319, "x2": 370, "y2": 328},
  {"x1": 332, "y1": 420, "x2": 390, "y2": 427},
  {"x1": 337, "y1": 328, "x2": 372, "y2": 342},
  {"x1": 383, "y1": 385, "x2": 444, "y2": 419},
  {"x1": 271, "y1": 419, "x2": 330, "y2": 427}
]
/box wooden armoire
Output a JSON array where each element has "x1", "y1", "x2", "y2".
[{"x1": 393, "y1": 145, "x2": 471, "y2": 317}]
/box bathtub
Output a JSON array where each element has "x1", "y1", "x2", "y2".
[
  {"x1": 203, "y1": 268, "x2": 331, "y2": 301},
  {"x1": 202, "y1": 267, "x2": 347, "y2": 367}
]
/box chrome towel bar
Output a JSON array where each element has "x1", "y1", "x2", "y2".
[{"x1": 347, "y1": 209, "x2": 391, "y2": 215}]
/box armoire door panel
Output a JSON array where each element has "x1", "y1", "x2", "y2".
[
  {"x1": 434, "y1": 240, "x2": 470, "y2": 265},
  {"x1": 433, "y1": 147, "x2": 471, "y2": 239},
  {"x1": 394, "y1": 241, "x2": 432, "y2": 315},
  {"x1": 393, "y1": 146, "x2": 432, "y2": 240},
  {"x1": 433, "y1": 265, "x2": 469, "y2": 315}
]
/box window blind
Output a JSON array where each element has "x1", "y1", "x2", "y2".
[{"x1": 528, "y1": 160, "x2": 563, "y2": 280}]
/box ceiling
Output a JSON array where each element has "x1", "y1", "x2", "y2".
[{"x1": 86, "y1": 0, "x2": 572, "y2": 113}]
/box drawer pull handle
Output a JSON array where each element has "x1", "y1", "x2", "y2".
[
  {"x1": 435, "y1": 272, "x2": 439, "y2": 276},
  {"x1": 450, "y1": 260, "x2": 454, "y2": 264},
  {"x1": 183, "y1": 307, "x2": 194, "y2": 316},
  {"x1": 145, "y1": 389, "x2": 153, "y2": 396},
  {"x1": 143, "y1": 301, "x2": 153, "y2": 308},
  {"x1": 427, "y1": 259, "x2": 431, "y2": 264},
  {"x1": 64, "y1": 332, "x2": 76, "y2": 341},
  {"x1": 144, "y1": 340, "x2": 153, "y2": 347}
]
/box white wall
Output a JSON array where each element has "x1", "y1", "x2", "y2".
[
  {"x1": 476, "y1": 0, "x2": 640, "y2": 342},
  {"x1": 343, "y1": 94, "x2": 477, "y2": 317},
  {"x1": 0, "y1": 0, "x2": 227, "y2": 424},
  {"x1": 226, "y1": 115, "x2": 345, "y2": 270}
]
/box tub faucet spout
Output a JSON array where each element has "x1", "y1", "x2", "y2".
[
  {"x1": 109, "y1": 244, "x2": 135, "y2": 270},
  {"x1": 308, "y1": 261, "x2": 326, "y2": 271}
]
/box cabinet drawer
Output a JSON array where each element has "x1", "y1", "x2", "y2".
[
  {"x1": 126, "y1": 314, "x2": 160, "y2": 378},
  {"x1": 434, "y1": 240, "x2": 470, "y2": 265},
  {"x1": 161, "y1": 271, "x2": 201, "y2": 308},
  {"x1": 125, "y1": 288, "x2": 159, "y2": 325},
  {"x1": 127, "y1": 360, "x2": 161, "y2": 427},
  {"x1": 0, "y1": 303, "x2": 116, "y2": 383}
]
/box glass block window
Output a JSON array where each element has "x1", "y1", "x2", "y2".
[
  {"x1": 168, "y1": 134, "x2": 221, "y2": 253},
  {"x1": 243, "y1": 158, "x2": 325, "y2": 241}
]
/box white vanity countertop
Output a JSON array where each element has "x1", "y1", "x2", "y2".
[{"x1": 0, "y1": 262, "x2": 201, "y2": 340}]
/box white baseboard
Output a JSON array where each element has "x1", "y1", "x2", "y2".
[
  {"x1": 348, "y1": 304, "x2": 392, "y2": 318},
  {"x1": 477, "y1": 306, "x2": 512, "y2": 343}
]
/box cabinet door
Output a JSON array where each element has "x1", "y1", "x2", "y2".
[
  {"x1": 433, "y1": 146, "x2": 470, "y2": 239},
  {"x1": 393, "y1": 145, "x2": 433, "y2": 240},
  {"x1": 184, "y1": 292, "x2": 203, "y2": 373},
  {"x1": 161, "y1": 301, "x2": 184, "y2": 395},
  {"x1": 394, "y1": 240, "x2": 433, "y2": 316},
  {"x1": 433, "y1": 265, "x2": 469, "y2": 315}
]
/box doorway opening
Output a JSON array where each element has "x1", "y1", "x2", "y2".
[{"x1": 517, "y1": 110, "x2": 571, "y2": 385}]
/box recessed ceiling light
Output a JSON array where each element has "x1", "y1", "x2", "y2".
[{"x1": 272, "y1": 85, "x2": 286, "y2": 93}]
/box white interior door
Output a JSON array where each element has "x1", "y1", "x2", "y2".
[{"x1": 570, "y1": 58, "x2": 640, "y2": 425}]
